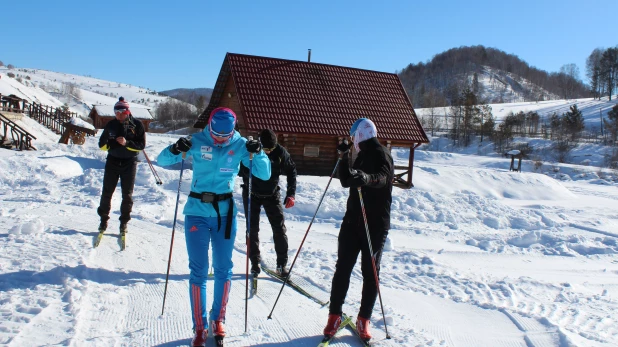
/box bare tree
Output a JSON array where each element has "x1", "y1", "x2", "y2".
[{"x1": 560, "y1": 64, "x2": 581, "y2": 99}]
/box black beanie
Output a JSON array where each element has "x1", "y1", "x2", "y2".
[{"x1": 260, "y1": 129, "x2": 277, "y2": 149}]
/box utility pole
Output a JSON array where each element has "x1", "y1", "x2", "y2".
[{"x1": 599, "y1": 107, "x2": 605, "y2": 144}]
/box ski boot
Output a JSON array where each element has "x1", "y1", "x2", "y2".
[
  {"x1": 356, "y1": 315, "x2": 372, "y2": 342},
  {"x1": 211, "y1": 320, "x2": 225, "y2": 346},
  {"x1": 191, "y1": 328, "x2": 206, "y2": 347}
]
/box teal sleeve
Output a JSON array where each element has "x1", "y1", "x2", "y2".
[
  {"x1": 157, "y1": 145, "x2": 183, "y2": 166},
  {"x1": 241, "y1": 150, "x2": 271, "y2": 181}
]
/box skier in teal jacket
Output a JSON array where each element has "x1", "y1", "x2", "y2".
[{"x1": 157, "y1": 107, "x2": 270, "y2": 347}]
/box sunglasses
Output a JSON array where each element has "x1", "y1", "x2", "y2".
[
  {"x1": 115, "y1": 108, "x2": 129, "y2": 114},
  {"x1": 263, "y1": 146, "x2": 275, "y2": 152}
]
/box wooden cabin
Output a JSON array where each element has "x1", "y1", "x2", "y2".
[
  {"x1": 88, "y1": 105, "x2": 154, "y2": 131},
  {"x1": 194, "y1": 53, "x2": 429, "y2": 188}
]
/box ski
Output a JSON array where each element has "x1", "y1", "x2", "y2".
[
  {"x1": 93, "y1": 231, "x2": 105, "y2": 248},
  {"x1": 261, "y1": 262, "x2": 329, "y2": 307},
  {"x1": 250, "y1": 273, "x2": 258, "y2": 295},
  {"x1": 342, "y1": 313, "x2": 371, "y2": 346},
  {"x1": 119, "y1": 231, "x2": 126, "y2": 251},
  {"x1": 317, "y1": 315, "x2": 352, "y2": 347}
]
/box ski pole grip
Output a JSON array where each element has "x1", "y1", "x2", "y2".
[{"x1": 248, "y1": 136, "x2": 254, "y2": 160}]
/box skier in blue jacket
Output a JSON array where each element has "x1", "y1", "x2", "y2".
[{"x1": 157, "y1": 107, "x2": 270, "y2": 347}]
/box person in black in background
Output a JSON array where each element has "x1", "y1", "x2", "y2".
[
  {"x1": 322, "y1": 118, "x2": 394, "y2": 343},
  {"x1": 239, "y1": 129, "x2": 297, "y2": 277},
  {"x1": 97, "y1": 97, "x2": 145, "y2": 234}
]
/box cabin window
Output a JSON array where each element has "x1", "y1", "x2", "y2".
[{"x1": 303, "y1": 145, "x2": 320, "y2": 157}]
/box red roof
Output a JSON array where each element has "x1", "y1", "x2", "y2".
[{"x1": 195, "y1": 53, "x2": 428, "y2": 143}]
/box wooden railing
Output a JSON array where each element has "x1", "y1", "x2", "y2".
[
  {"x1": 0, "y1": 93, "x2": 97, "y2": 149},
  {"x1": 0, "y1": 112, "x2": 37, "y2": 150},
  {"x1": 26, "y1": 102, "x2": 80, "y2": 135}
]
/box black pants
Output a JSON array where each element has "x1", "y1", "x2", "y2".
[
  {"x1": 242, "y1": 190, "x2": 288, "y2": 267},
  {"x1": 97, "y1": 156, "x2": 137, "y2": 225},
  {"x1": 329, "y1": 219, "x2": 388, "y2": 319}
]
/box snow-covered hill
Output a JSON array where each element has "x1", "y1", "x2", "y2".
[
  {"x1": 416, "y1": 95, "x2": 618, "y2": 130},
  {"x1": 473, "y1": 65, "x2": 560, "y2": 104},
  {"x1": 0, "y1": 66, "x2": 192, "y2": 120},
  {"x1": 1, "y1": 114, "x2": 618, "y2": 346}
]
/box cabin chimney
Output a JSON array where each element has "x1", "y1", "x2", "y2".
[{"x1": 308, "y1": 49, "x2": 311, "y2": 62}]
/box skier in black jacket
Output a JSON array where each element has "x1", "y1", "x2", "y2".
[
  {"x1": 97, "y1": 97, "x2": 146, "y2": 234},
  {"x1": 239, "y1": 129, "x2": 297, "y2": 277},
  {"x1": 323, "y1": 118, "x2": 394, "y2": 342}
]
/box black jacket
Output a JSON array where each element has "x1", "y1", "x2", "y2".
[
  {"x1": 339, "y1": 137, "x2": 394, "y2": 231},
  {"x1": 98, "y1": 115, "x2": 145, "y2": 159},
  {"x1": 240, "y1": 144, "x2": 297, "y2": 197}
]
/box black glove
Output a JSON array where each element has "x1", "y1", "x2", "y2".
[
  {"x1": 349, "y1": 169, "x2": 370, "y2": 187},
  {"x1": 170, "y1": 137, "x2": 192, "y2": 155},
  {"x1": 246, "y1": 139, "x2": 262, "y2": 153},
  {"x1": 108, "y1": 137, "x2": 120, "y2": 148},
  {"x1": 337, "y1": 139, "x2": 352, "y2": 154}
]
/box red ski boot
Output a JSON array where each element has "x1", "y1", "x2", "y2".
[
  {"x1": 191, "y1": 328, "x2": 206, "y2": 347},
  {"x1": 356, "y1": 315, "x2": 372, "y2": 341},
  {"x1": 211, "y1": 320, "x2": 225, "y2": 346},
  {"x1": 323, "y1": 314, "x2": 343, "y2": 338}
]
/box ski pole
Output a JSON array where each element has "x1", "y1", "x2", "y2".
[
  {"x1": 244, "y1": 136, "x2": 254, "y2": 333},
  {"x1": 357, "y1": 187, "x2": 391, "y2": 339},
  {"x1": 161, "y1": 137, "x2": 190, "y2": 315},
  {"x1": 143, "y1": 150, "x2": 162, "y2": 185},
  {"x1": 268, "y1": 155, "x2": 342, "y2": 319}
]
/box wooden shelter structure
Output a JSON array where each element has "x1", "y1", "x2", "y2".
[
  {"x1": 194, "y1": 53, "x2": 429, "y2": 188},
  {"x1": 0, "y1": 94, "x2": 26, "y2": 113},
  {"x1": 89, "y1": 105, "x2": 154, "y2": 131}
]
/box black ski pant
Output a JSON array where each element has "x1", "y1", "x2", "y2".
[
  {"x1": 329, "y1": 219, "x2": 388, "y2": 320},
  {"x1": 242, "y1": 190, "x2": 288, "y2": 267},
  {"x1": 97, "y1": 156, "x2": 137, "y2": 225}
]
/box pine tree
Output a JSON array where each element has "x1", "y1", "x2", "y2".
[{"x1": 563, "y1": 105, "x2": 585, "y2": 141}]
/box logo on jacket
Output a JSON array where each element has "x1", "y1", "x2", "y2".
[
  {"x1": 190, "y1": 225, "x2": 198, "y2": 232},
  {"x1": 228, "y1": 150, "x2": 234, "y2": 156}
]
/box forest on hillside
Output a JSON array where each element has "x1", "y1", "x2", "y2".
[{"x1": 399, "y1": 45, "x2": 591, "y2": 108}]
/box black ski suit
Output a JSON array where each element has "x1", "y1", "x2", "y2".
[
  {"x1": 239, "y1": 144, "x2": 297, "y2": 267},
  {"x1": 329, "y1": 137, "x2": 394, "y2": 319},
  {"x1": 97, "y1": 115, "x2": 145, "y2": 225}
]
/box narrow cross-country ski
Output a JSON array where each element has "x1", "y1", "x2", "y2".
[
  {"x1": 93, "y1": 230, "x2": 105, "y2": 248},
  {"x1": 342, "y1": 313, "x2": 371, "y2": 347},
  {"x1": 261, "y1": 261, "x2": 329, "y2": 307},
  {"x1": 317, "y1": 315, "x2": 352, "y2": 347},
  {"x1": 250, "y1": 273, "x2": 258, "y2": 295},
  {"x1": 119, "y1": 231, "x2": 126, "y2": 251}
]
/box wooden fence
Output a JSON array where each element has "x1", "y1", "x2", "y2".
[{"x1": 0, "y1": 112, "x2": 37, "y2": 150}]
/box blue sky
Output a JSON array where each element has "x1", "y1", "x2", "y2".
[{"x1": 2, "y1": 0, "x2": 616, "y2": 91}]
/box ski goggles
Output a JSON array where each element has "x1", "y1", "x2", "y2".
[
  {"x1": 210, "y1": 128, "x2": 234, "y2": 139},
  {"x1": 114, "y1": 108, "x2": 130, "y2": 116}
]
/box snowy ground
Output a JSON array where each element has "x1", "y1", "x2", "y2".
[{"x1": 1, "y1": 119, "x2": 618, "y2": 347}]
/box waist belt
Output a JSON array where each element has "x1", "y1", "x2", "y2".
[{"x1": 189, "y1": 191, "x2": 234, "y2": 239}]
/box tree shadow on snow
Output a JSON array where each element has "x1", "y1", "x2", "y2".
[{"x1": 0, "y1": 264, "x2": 188, "y2": 292}]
